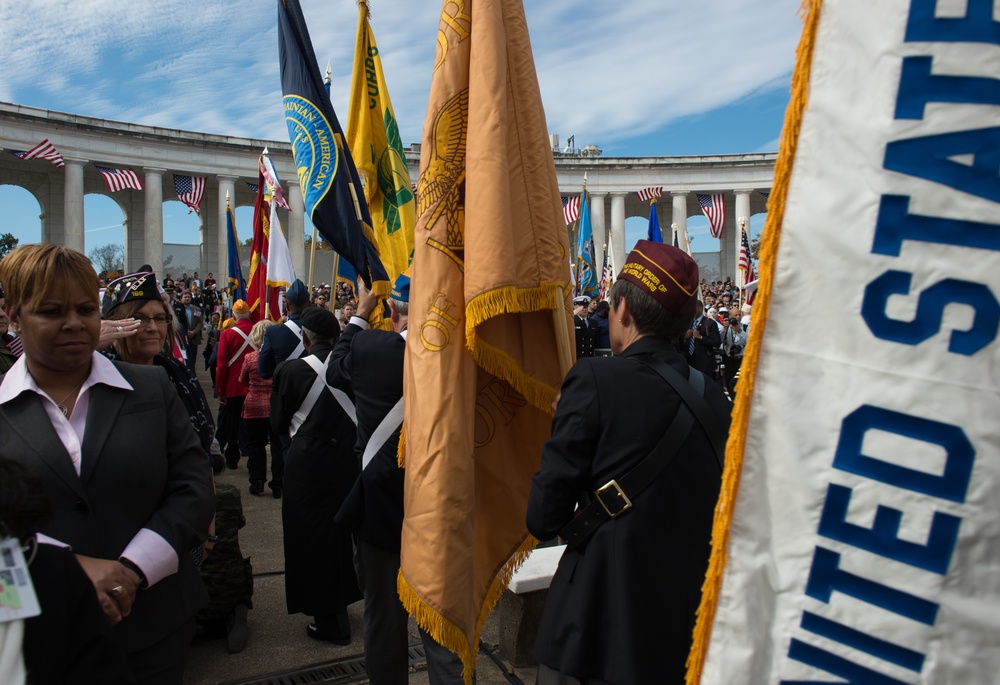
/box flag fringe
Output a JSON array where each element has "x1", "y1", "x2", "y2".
[
  {"x1": 396, "y1": 424, "x2": 406, "y2": 468},
  {"x1": 464, "y1": 283, "x2": 564, "y2": 414},
  {"x1": 684, "y1": 0, "x2": 821, "y2": 682},
  {"x1": 397, "y1": 534, "x2": 538, "y2": 685}
]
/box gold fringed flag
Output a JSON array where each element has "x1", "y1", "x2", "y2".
[
  {"x1": 399, "y1": 0, "x2": 573, "y2": 681},
  {"x1": 347, "y1": 0, "x2": 416, "y2": 303},
  {"x1": 690, "y1": 1, "x2": 1000, "y2": 683}
]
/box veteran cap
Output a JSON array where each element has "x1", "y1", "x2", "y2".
[
  {"x1": 617, "y1": 240, "x2": 699, "y2": 315},
  {"x1": 102, "y1": 272, "x2": 162, "y2": 317},
  {"x1": 232, "y1": 299, "x2": 249, "y2": 314},
  {"x1": 299, "y1": 306, "x2": 340, "y2": 339},
  {"x1": 391, "y1": 269, "x2": 411, "y2": 303},
  {"x1": 284, "y1": 279, "x2": 310, "y2": 305}
]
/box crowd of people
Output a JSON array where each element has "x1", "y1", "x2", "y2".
[{"x1": 1, "y1": 239, "x2": 740, "y2": 685}]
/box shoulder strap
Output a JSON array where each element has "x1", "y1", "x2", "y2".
[
  {"x1": 285, "y1": 319, "x2": 305, "y2": 360},
  {"x1": 361, "y1": 397, "x2": 404, "y2": 471},
  {"x1": 288, "y1": 356, "x2": 357, "y2": 438},
  {"x1": 227, "y1": 327, "x2": 252, "y2": 367},
  {"x1": 632, "y1": 355, "x2": 726, "y2": 470}
]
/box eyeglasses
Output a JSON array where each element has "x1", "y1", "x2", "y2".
[{"x1": 134, "y1": 315, "x2": 169, "y2": 327}]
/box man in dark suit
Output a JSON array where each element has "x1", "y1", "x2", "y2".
[
  {"x1": 572, "y1": 295, "x2": 597, "y2": 359},
  {"x1": 326, "y1": 272, "x2": 465, "y2": 685},
  {"x1": 271, "y1": 307, "x2": 361, "y2": 645},
  {"x1": 174, "y1": 290, "x2": 203, "y2": 374},
  {"x1": 528, "y1": 241, "x2": 730, "y2": 685},
  {"x1": 258, "y1": 279, "x2": 312, "y2": 380},
  {"x1": 679, "y1": 300, "x2": 721, "y2": 378}
]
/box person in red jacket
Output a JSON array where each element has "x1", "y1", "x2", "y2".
[{"x1": 216, "y1": 300, "x2": 254, "y2": 470}]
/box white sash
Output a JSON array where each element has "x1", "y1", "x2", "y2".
[
  {"x1": 288, "y1": 355, "x2": 357, "y2": 438},
  {"x1": 285, "y1": 319, "x2": 305, "y2": 360},
  {"x1": 360, "y1": 328, "x2": 407, "y2": 470},
  {"x1": 227, "y1": 327, "x2": 252, "y2": 367},
  {"x1": 362, "y1": 397, "x2": 404, "y2": 471}
]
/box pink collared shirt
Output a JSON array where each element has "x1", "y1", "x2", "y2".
[{"x1": 0, "y1": 352, "x2": 179, "y2": 587}]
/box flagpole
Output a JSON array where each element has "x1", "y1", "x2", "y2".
[
  {"x1": 738, "y1": 215, "x2": 747, "y2": 308},
  {"x1": 332, "y1": 251, "x2": 341, "y2": 301},
  {"x1": 307, "y1": 228, "x2": 318, "y2": 290}
]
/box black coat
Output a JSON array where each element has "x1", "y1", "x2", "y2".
[
  {"x1": 325, "y1": 324, "x2": 406, "y2": 553},
  {"x1": 574, "y1": 315, "x2": 597, "y2": 358},
  {"x1": 271, "y1": 344, "x2": 361, "y2": 616},
  {"x1": 527, "y1": 337, "x2": 730, "y2": 685},
  {"x1": 678, "y1": 315, "x2": 721, "y2": 376},
  {"x1": 257, "y1": 312, "x2": 304, "y2": 379},
  {"x1": 24, "y1": 543, "x2": 135, "y2": 684}
]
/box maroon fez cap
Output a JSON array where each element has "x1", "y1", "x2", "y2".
[{"x1": 617, "y1": 241, "x2": 699, "y2": 315}]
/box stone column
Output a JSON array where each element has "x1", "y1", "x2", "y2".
[
  {"x1": 590, "y1": 193, "x2": 607, "y2": 272},
  {"x1": 735, "y1": 190, "x2": 752, "y2": 288},
  {"x1": 143, "y1": 168, "x2": 166, "y2": 275},
  {"x1": 609, "y1": 193, "x2": 627, "y2": 276},
  {"x1": 671, "y1": 191, "x2": 689, "y2": 252},
  {"x1": 217, "y1": 175, "x2": 238, "y2": 280},
  {"x1": 287, "y1": 181, "x2": 306, "y2": 279},
  {"x1": 62, "y1": 158, "x2": 87, "y2": 253}
]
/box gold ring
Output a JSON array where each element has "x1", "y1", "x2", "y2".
[{"x1": 110, "y1": 584, "x2": 124, "y2": 597}]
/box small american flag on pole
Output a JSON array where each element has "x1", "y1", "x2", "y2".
[
  {"x1": 246, "y1": 181, "x2": 259, "y2": 192},
  {"x1": 95, "y1": 165, "x2": 143, "y2": 192},
  {"x1": 562, "y1": 195, "x2": 581, "y2": 225},
  {"x1": 12, "y1": 139, "x2": 65, "y2": 168},
  {"x1": 173, "y1": 174, "x2": 206, "y2": 214},
  {"x1": 636, "y1": 186, "x2": 662, "y2": 202},
  {"x1": 697, "y1": 193, "x2": 726, "y2": 238},
  {"x1": 738, "y1": 227, "x2": 756, "y2": 281}
]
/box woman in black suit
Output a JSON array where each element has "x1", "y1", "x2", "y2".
[{"x1": 0, "y1": 244, "x2": 214, "y2": 685}]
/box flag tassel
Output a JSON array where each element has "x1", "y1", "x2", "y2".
[
  {"x1": 465, "y1": 283, "x2": 565, "y2": 413},
  {"x1": 685, "y1": 1, "x2": 821, "y2": 683},
  {"x1": 397, "y1": 533, "x2": 538, "y2": 685}
]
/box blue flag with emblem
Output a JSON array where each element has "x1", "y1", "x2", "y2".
[
  {"x1": 226, "y1": 205, "x2": 247, "y2": 305},
  {"x1": 277, "y1": 0, "x2": 390, "y2": 299},
  {"x1": 647, "y1": 200, "x2": 662, "y2": 242},
  {"x1": 576, "y1": 188, "x2": 600, "y2": 299}
]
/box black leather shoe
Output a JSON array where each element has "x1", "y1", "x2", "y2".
[
  {"x1": 306, "y1": 622, "x2": 350, "y2": 645},
  {"x1": 271, "y1": 487, "x2": 282, "y2": 499},
  {"x1": 249, "y1": 481, "x2": 264, "y2": 495}
]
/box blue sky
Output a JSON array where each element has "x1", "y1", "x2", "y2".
[{"x1": 0, "y1": 0, "x2": 801, "y2": 258}]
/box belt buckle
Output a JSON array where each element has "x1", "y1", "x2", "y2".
[{"x1": 595, "y1": 479, "x2": 632, "y2": 518}]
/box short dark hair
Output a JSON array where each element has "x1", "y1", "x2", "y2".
[
  {"x1": 595, "y1": 300, "x2": 610, "y2": 316},
  {"x1": 609, "y1": 279, "x2": 693, "y2": 342},
  {"x1": 0, "y1": 457, "x2": 52, "y2": 545}
]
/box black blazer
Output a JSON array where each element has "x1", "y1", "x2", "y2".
[
  {"x1": 325, "y1": 323, "x2": 406, "y2": 552},
  {"x1": 0, "y1": 362, "x2": 214, "y2": 654},
  {"x1": 527, "y1": 337, "x2": 731, "y2": 685}
]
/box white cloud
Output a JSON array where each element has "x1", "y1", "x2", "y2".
[{"x1": 3, "y1": 0, "x2": 801, "y2": 152}]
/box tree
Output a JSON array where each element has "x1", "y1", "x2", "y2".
[
  {"x1": 89, "y1": 243, "x2": 124, "y2": 275},
  {"x1": 0, "y1": 233, "x2": 18, "y2": 260},
  {"x1": 750, "y1": 233, "x2": 762, "y2": 261}
]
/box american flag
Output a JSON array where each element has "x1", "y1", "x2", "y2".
[
  {"x1": 759, "y1": 190, "x2": 770, "y2": 202},
  {"x1": 697, "y1": 193, "x2": 726, "y2": 238},
  {"x1": 3, "y1": 335, "x2": 23, "y2": 358},
  {"x1": 738, "y1": 227, "x2": 756, "y2": 282},
  {"x1": 246, "y1": 181, "x2": 259, "y2": 192},
  {"x1": 173, "y1": 174, "x2": 206, "y2": 214},
  {"x1": 637, "y1": 186, "x2": 662, "y2": 202},
  {"x1": 95, "y1": 165, "x2": 143, "y2": 192},
  {"x1": 12, "y1": 139, "x2": 65, "y2": 168},
  {"x1": 562, "y1": 195, "x2": 581, "y2": 225}
]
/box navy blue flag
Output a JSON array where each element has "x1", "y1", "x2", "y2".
[
  {"x1": 277, "y1": 0, "x2": 390, "y2": 297},
  {"x1": 647, "y1": 200, "x2": 662, "y2": 242},
  {"x1": 226, "y1": 206, "x2": 247, "y2": 306}
]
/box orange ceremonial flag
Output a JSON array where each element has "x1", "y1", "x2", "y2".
[{"x1": 399, "y1": 0, "x2": 573, "y2": 681}]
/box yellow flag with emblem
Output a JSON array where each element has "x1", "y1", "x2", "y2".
[
  {"x1": 399, "y1": 0, "x2": 573, "y2": 681},
  {"x1": 347, "y1": 0, "x2": 415, "y2": 299}
]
